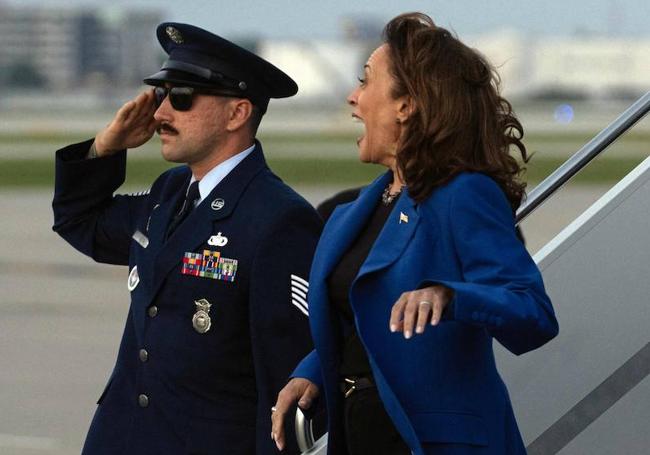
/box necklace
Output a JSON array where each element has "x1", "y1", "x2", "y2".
[{"x1": 381, "y1": 184, "x2": 403, "y2": 206}]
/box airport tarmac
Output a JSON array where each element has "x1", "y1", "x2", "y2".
[{"x1": 0, "y1": 184, "x2": 610, "y2": 454}]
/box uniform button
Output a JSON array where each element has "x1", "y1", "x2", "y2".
[
  {"x1": 148, "y1": 306, "x2": 158, "y2": 318},
  {"x1": 139, "y1": 349, "x2": 149, "y2": 362},
  {"x1": 138, "y1": 394, "x2": 149, "y2": 408}
]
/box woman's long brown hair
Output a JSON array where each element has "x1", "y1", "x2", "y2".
[{"x1": 384, "y1": 12, "x2": 528, "y2": 210}]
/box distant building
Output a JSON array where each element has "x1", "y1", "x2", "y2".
[
  {"x1": 457, "y1": 31, "x2": 649, "y2": 100},
  {"x1": 259, "y1": 40, "x2": 369, "y2": 105},
  {"x1": 260, "y1": 26, "x2": 650, "y2": 102},
  {"x1": 0, "y1": 5, "x2": 647, "y2": 100},
  {"x1": 0, "y1": 5, "x2": 161, "y2": 89},
  {"x1": 531, "y1": 38, "x2": 650, "y2": 99}
]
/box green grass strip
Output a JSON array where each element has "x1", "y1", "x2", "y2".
[
  {"x1": 2, "y1": 130, "x2": 650, "y2": 145},
  {"x1": 0, "y1": 155, "x2": 645, "y2": 188}
]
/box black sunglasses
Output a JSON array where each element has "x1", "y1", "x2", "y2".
[{"x1": 153, "y1": 86, "x2": 240, "y2": 111}]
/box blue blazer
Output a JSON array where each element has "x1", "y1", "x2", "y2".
[
  {"x1": 53, "y1": 140, "x2": 320, "y2": 455},
  {"x1": 293, "y1": 171, "x2": 559, "y2": 455}
]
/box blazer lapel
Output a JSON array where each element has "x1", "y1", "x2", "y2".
[
  {"x1": 310, "y1": 171, "x2": 392, "y2": 282},
  {"x1": 355, "y1": 189, "x2": 420, "y2": 280},
  {"x1": 307, "y1": 172, "x2": 391, "y2": 382},
  {"x1": 146, "y1": 170, "x2": 189, "y2": 256}
]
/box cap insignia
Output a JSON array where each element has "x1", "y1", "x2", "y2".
[{"x1": 166, "y1": 26, "x2": 184, "y2": 44}]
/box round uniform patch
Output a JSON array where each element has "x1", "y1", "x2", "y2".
[
  {"x1": 127, "y1": 266, "x2": 140, "y2": 291},
  {"x1": 211, "y1": 198, "x2": 225, "y2": 211}
]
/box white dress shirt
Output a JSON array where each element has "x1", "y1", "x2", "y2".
[{"x1": 189, "y1": 143, "x2": 256, "y2": 206}]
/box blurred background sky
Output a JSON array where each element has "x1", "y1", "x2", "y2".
[{"x1": 6, "y1": 0, "x2": 650, "y2": 39}]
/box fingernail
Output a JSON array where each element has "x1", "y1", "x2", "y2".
[
  {"x1": 404, "y1": 330, "x2": 412, "y2": 339},
  {"x1": 390, "y1": 324, "x2": 397, "y2": 332},
  {"x1": 431, "y1": 318, "x2": 439, "y2": 325},
  {"x1": 416, "y1": 325, "x2": 423, "y2": 334},
  {"x1": 271, "y1": 432, "x2": 275, "y2": 441}
]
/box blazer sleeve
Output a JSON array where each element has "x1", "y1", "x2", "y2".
[
  {"x1": 52, "y1": 139, "x2": 149, "y2": 266},
  {"x1": 290, "y1": 349, "x2": 324, "y2": 388},
  {"x1": 248, "y1": 204, "x2": 321, "y2": 454},
  {"x1": 421, "y1": 175, "x2": 559, "y2": 355}
]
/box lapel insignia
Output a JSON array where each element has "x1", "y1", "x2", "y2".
[
  {"x1": 399, "y1": 211, "x2": 409, "y2": 224},
  {"x1": 211, "y1": 198, "x2": 225, "y2": 211},
  {"x1": 181, "y1": 250, "x2": 238, "y2": 282},
  {"x1": 192, "y1": 298, "x2": 212, "y2": 334},
  {"x1": 127, "y1": 266, "x2": 140, "y2": 291},
  {"x1": 208, "y1": 232, "x2": 228, "y2": 247},
  {"x1": 132, "y1": 229, "x2": 149, "y2": 248}
]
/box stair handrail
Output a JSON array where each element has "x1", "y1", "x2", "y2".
[{"x1": 516, "y1": 91, "x2": 650, "y2": 223}]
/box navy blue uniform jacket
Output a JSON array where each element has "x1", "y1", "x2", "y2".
[
  {"x1": 293, "y1": 171, "x2": 559, "y2": 455},
  {"x1": 52, "y1": 140, "x2": 321, "y2": 455}
]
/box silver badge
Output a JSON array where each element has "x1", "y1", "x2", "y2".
[
  {"x1": 127, "y1": 266, "x2": 140, "y2": 291},
  {"x1": 192, "y1": 298, "x2": 212, "y2": 334},
  {"x1": 207, "y1": 232, "x2": 228, "y2": 247},
  {"x1": 211, "y1": 198, "x2": 225, "y2": 211},
  {"x1": 166, "y1": 26, "x2": 184, "y2": 44}
]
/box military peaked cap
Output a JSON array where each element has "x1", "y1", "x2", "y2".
[{"x1": 144, "y1": 22, "x2": 298, "y2": 112}]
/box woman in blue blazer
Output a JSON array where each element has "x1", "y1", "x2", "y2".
[{"x1": 272, "y1": 12, "x2": 559, "y2": 455}]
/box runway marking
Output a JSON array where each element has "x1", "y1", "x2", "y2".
[
  {"x1": 0, "y1": 260, "x2": 122, "y2": 281},
  {"x1": 0, "y1": 433, "x2": 60, "y2": 450}
]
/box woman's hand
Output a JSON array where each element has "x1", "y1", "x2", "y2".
[
  {"x1": 270, "y1": 377, "x2": 320, "y2": 451},
  {"x1": 94, "y1": 90, "x2": 158, "y2": 156},
  {"x1": 389, "y1": 285, "x2": 454, "y2": 339}
]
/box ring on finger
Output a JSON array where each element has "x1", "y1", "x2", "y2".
[
  {"x1": 271, "y1": 406, "x2": 277, "y2": 413},
  {"x1": 418, "y1": 300, "x2": 432, "y2": 307}
]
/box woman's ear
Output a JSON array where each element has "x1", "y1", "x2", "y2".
[{"x1": 396, "y1": 95, "x2": 415, "y2": 123}]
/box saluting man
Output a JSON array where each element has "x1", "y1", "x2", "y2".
[{"x1": 52, "y1": 23, "x2": 320, "y2": 455}]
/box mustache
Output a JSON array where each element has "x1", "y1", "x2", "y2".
[{"x1": 157, "y1": 123, "x2": 178, "y2": 135}]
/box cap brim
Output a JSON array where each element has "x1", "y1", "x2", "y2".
[
  {"x1": 143, "y1": 68, "x2": 270, "y2": 112},
  {"x1": 143, "y1": 69, "x2": 219, "y2": 89}
]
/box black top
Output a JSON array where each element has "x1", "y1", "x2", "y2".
[
  {"x1": 327, "y1": 193, "x2": 400, "y2": 378},
  {"x1": 316, "y1": 187, "x2": 362, "y2": 222}
]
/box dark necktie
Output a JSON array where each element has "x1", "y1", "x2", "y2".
[{"x1": 166, "y1": 180, "x2": 200, "y2": 238}]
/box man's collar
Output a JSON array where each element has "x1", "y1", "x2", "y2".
[{"x1": 190, "y1": 143, "x2": 256, "y2": 204}]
